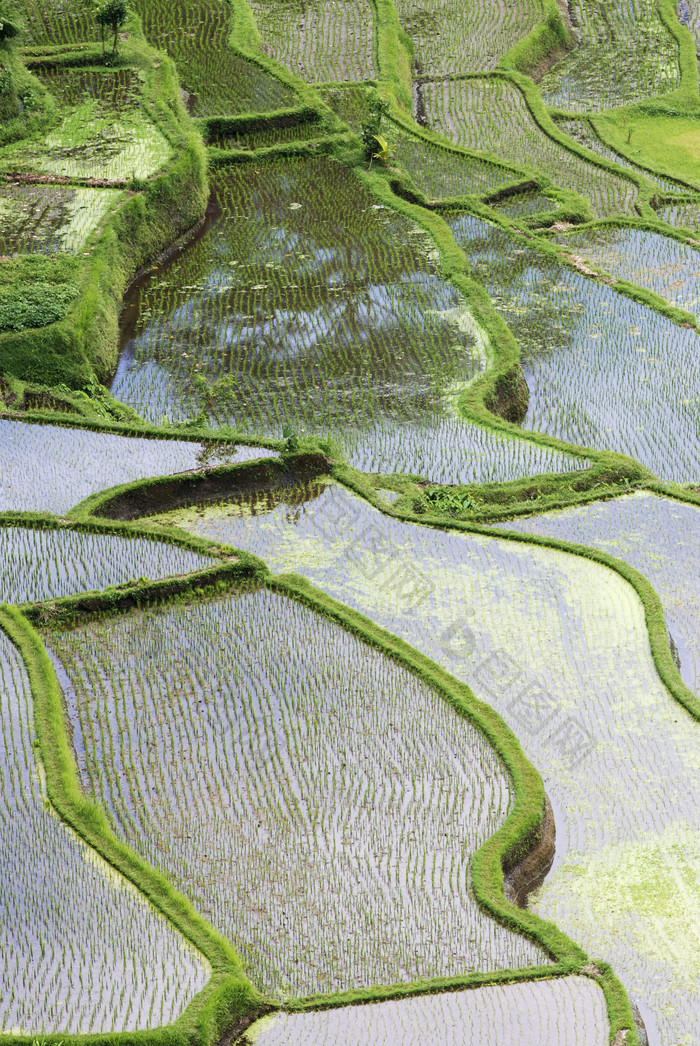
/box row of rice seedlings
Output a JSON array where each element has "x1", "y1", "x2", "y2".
[
  {"x1": 387, "y1": 120, "x2": 518, "y2": 200},
  {"x1": 0, "y1": 70, "x2": 172, "y2": 182},
  {"x1": 18, "y1": 0, "x2": 97, "y2": 46},
  {"x1": 393, "y1": 0, "x2": 540, "y2": 76},
  {"x1": 47, "y1": 585, "x2": 547, "y2": 1000},
  {"x1": 659, "y1": 197, "x2": 700, "y2": 233},
  {"x1": 38, "y1": 66, "x2": 140, "y2": 111},
  {"x1": 0, "y1": 419, "x2": 275, "y2": 514},
  {"x1": 554, "y1": 224, "x2": 700, "y2": 319},
  {"x1": 318, "y1": 84, "x2": 374, "y2": 133},
  {"x1": 495, "y1": 490, "x2": 700, "y2": 698},
  {"x1": 169, "y1": 479, "x2": 700, "y2": 1044},
  {"x1": 210, "y1": 121, "x2": 325, "y2": 152},
  {"x1": 447, "y1": 212, "x2": 700, "y2": 482},
  {"x1": 0, "y1": 183, "x2": 123, "y2": 255},
  {"x1": 491, "y1": 191, "x2": 555, "y2": 219},
  {"x1": 553, "y1": 116, "x2": 685, "y2": 194},
  {"x1": 133, "y1": 0, "x2": 297, "y2": 117},
  {"x1": 112, "y1": 157, "x2": 581, "y2": 484},
  {"x1": 539, "y1": 0, "x2": 680, "y2": 112},
  {"x1": 0, "y1": 524, "x2": 214, "y2": 606},
  {"x1": 242, "y1": 975, "x2": 610, "y2": 1044},
  {"x1": 247, "y1": 0, "x2": 377, "y2": 83},
  {"x1": 0, "y1": 629, "x2": 208, "y2": 1033},
  {"x1": 420, "y1": 78, "x2": 637, "y2": 219}
]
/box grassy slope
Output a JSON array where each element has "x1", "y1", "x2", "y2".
[{"x1": 0, "y1": 19, "x2": 208, "y2": 388}]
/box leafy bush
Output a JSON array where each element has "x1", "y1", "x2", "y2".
[{"x1": 0, "y1": 281, "x2": 79, "y2": 333}]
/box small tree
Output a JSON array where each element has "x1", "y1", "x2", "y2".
[{"x1": 96, "y1": 0, "x2": 128, "y2": 56}]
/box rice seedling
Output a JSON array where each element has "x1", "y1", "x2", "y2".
[
  {"x1": 0, "y1": 419, "x2": 275, "y2": 514},
  {"x1": 131, "y1": 0, "x2": 297, "y2": 117},
  {"x1": 168, "y1": 478, "x2": 700, "y2": 1044},
  {"x1": 448, "y1": 212, "x2": 700, "y2": 482},
  {"x1": 247, "y1": 0, "x2": 377, "y2": 83},
  {"x1": 420, "y1": 78, "x2": 637, "y2": 218},
  {"x1": 0, "y1": 524, "x2": 214, "y2": 605},
  {"x1": 111, "y1": 156, "x2": 581, "y2": 484},
  {"x1": 552, "y1": 116, "x2": 685, "y2": 193},
  {"x1": 539, "y1": 0, "x2": 680, "y2": 111},
  {"x1": 0, "y1": 69, "x2": 171, "y2": 182},
  {"x1": 387, "y1": 120, "x2": 518, "y2": 199},
  {"x1": 242, "y1": 975, "x2": 610, "y2": 1044},
  {"x1": 0, "y1": 628, "x2": 208, "y2": 1033},
  {"x1": 553, "y1": 224, "x2": 700, "y2": 319},
  {"x1": 393, "y1": 0, "x2": 540, "y2": 76},
  {"x1": 47, "y1": 585, "x2": 548, "y2": 1000},
  {"x1": 659, "y1": 197, "x2": 700, "y2": 233},
  {"x1": 495, "y1": 491, "x2": 700, "y2": 698},
  {"x1": 0, "y1": 183, "x2": 124, "y2": 255}
]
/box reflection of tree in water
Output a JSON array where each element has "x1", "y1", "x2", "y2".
[
  {"x1": 211, "y1": 478, "x2": 330, "y2": 521},
  {"x1": 117, "y1": 159, "x2": 482, "y2": 431}
]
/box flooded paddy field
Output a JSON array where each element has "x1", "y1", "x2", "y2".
[
  {"x1": 495, "y1": 491, "x2": 700, "y2": 697},
  {"x1": 247, "y1": 0, "x2": 377, "y2": 83},
  {"x1": 419, "y1": 77, "x2": 638, "y2": 218},
  {"x1": 167, "y1": 479, "x2": 700, "y2": 1042},
  {"x1": 539, "y1": 0, "x2": 680, "y2": 111},
  {"x1": 5, "y1": 0, "x2": 700, "y2": 1039},
  {"x1": 659, "y1": 197, "x2": 700, "y2": 232},
  {"x1": 0, "y1": 183, "x2": 123, "y2": 255},
  {"x1": 0, "y1": 420, "x2": 275, "y2": 514},
  {"x1": 393, "y1": 0, "x2": 540, "y2": 76},
  {"x1": 388, "y1": 122, "x2": 518, "y2": 199},
  {"x1": 47, "y1": 584, "x2": 547, "y2": 999},
  {"x1": 0, "y1": 524, "x2": 214, "y2": 605},
  {"x1": 554, "y1": 225, "x2": 700, "y2": 319},
  {"x1": 0, "y1": 628, "x2": 208, "y2": 1032},
  {"x1": 242, "y1": 975, "x2": 610, "y2": 1045},
  {"x1": 448, "y1": 213, "x2": 700, "y2": 482},
  {"x1": 112, "y1": 157, "x2": 582, "y2": 484}
]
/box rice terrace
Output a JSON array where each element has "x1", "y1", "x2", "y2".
[{"x1": 1, "y1": 0, "x2": 700, "y2": 1042}]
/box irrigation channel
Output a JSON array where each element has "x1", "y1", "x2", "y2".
[{"x1": 3, "y1": 0, "x2": 700, "y2": 1041}]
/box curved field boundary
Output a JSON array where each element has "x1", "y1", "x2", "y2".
[
  {"x1": 18, "y1": 548, "x2": 638, "y2": 1044},
  {"x1": 0, "y1": 600, "x2": 266, "y2": 1046},
  {"x1": 333, "y1": 467, "x2": 700, "y2": 733},
  {"x1": 658, "y1": 0, "x2": 700, "y2": 102},
  {"x1": 455, "y1": 203, "x2": 700, "y2": 340},
  {"x1": 0, "y1": 408, "x2": 283, "y2": 449},
  {"x1": 227, "y1": 0, "x2": 332, "y2": 117},
  {"x1": 355, "y1": 171, "x2": 650, "y2": 493},
  {"x1": 417, "y1": 72, "x2": 645, "y2": 212},
  {"x1": 497, "y1": 0, "x2": 573, "y2": 75},
  {"x1": 62, "y1": 452, "x2": 700, "y2": 1041},
  {"x1": 537, "y1": 215, "x2": 700, "y2": 327}
]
